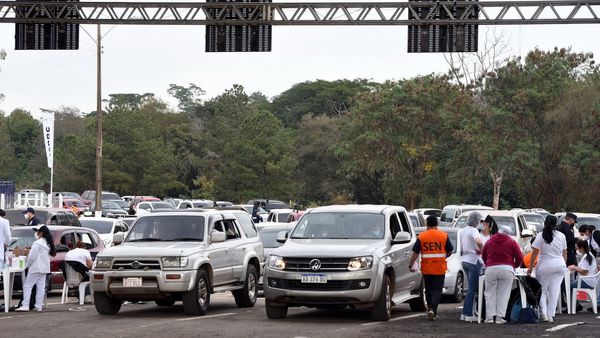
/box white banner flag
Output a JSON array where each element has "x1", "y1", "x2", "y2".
[{"x1": 41, "y1": 112, "x2": 54, "y2": 169}]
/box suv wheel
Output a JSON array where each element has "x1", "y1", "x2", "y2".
[
  {"x1": 183, "y1": 269, "x2": 210, "y2": 316},
  {"x1": 155, "y1": 298, "x2": 176, "y2": 307},
  {"x1": 94, "y1": 292, "x2": 122, "y2": 315},
  {"x1": 233, "y1": 264, "x2": 258, "y2": 308},
  {"x1": 265, "y1": 300, "x2": 288, "y2": 319},
  {"x1": 371, "y1": 275, "x2": 392, "y2": 321},
  {"x1": 409, "y1": 278, "x2": 427, "y2": 311},
  {"x1": 451, "y1": 272, "x2": 464, "y2": 303}
]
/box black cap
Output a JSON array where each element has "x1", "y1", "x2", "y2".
[
  {"x1": 32, "y1": 225, "x2": 50, "y2": 235},
  {"x1": 23, "y1": 207, "x2": 35, "y2": 214},
  {"x1": 565, "y1": 212, "x2": 578, "y2": 222},
  {"x1": 0, "y1": 209, "x2": 5, "y2": 217}
]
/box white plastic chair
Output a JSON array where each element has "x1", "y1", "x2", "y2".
[
  {"x1": 571, "y1": 271, "x2": 600, "y2": 314},
  {"x1": 61, "y1": 264, "x2": 92, "y2": 305}
]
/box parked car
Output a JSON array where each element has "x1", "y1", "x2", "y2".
[
  {"x1": 136, "y1": 201, "x2": 176, "y2": 215},
  {"x1": 174, "y1": 199, "x2": 214, "y2": 209},
  {"x1": 51, "y1": 191, "x2": 90, "y2": 206},
  {"x1": 79, "y1": 217, "x2": 130, "y2": 247},
  {"x1": 266, "y1": 209, "x2": 294, "y2": 223},
  {"x1": 106, "y1": 199, "x2": 130, "y2": 212},
  {"x1": 454, "y1": 210, "x2": 534, "y2": 253},
  {"x1": 263, "y1": 204, "x2": 425, "y2": 321},
  {"x1": 239, "y1": 204, "x2": 269, "y2": 222},
  {"x1": 415, "y1": 226, "x2": 465, "y2": 303},
  {"x1": 5, "y1": 208, "x2": 81, "y2": 227},
  {"x1": 440, "y1": 204, "x2": 494, "y2": 226},
  {"x1": 81, "y1": 190, "x2": 122, "y2": 202},
  {"x1": 246, "y1": 199, "x2": 290, "y2": 211},
  {"x1": 86, "y1": 201, "x2": 128, "y2": 217},
  {"x1": 412, "y1": 208, "x2": 442, "y2": 219},
  {"x1": 9, "y1": 225, "x2": 105, "y2": 290},
  {"x1": 408, "y1": 212, "x2": 426, "y2": 228},
  {"x1": 128, "y1": 196, "x2": 162, "y2": 214},
  {"x1": 91, "y1": 210, "x2": 264, "y2": 315},
  {"x1": 257, "y1": 223, "x2": 295, "y2": 288},
  {"x1": 522, "y1": 212, "x2": 546, "y2": 232}
]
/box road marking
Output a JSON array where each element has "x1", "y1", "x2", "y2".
[
  {"x1": 360, "y1": 313, "x2": 423, "y2": 326},
  {"x1": 174, "y1": 312, "x2": 235, "y2": 322},
  {"x1": 545, "y1": 322, "x2": 585, "y2": 332},
  {"x1": 0, "y1": 316, "x2": 13, "y2": 320}
]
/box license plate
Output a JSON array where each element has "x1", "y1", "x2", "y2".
[
  {"x1": 123, "y1": 277, "x2": 143, "y2": 287},
  {"x1": 301, "y1": 274, "x2": 327, "y2": 283}
]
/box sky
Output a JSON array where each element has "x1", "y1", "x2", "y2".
[{"x1": 1, "y1": 1, "x2": 600, "y2": 115}]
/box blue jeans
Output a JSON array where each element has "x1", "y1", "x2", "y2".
[{"x1": 462, "y1": 261, "x2": 482, "y2": 316}]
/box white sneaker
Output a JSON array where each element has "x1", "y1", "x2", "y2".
[
  {"x1": 460, "y1": 314, "x2": 465, "y2": 321},
  {"x1": 540, "y1": 314, "x2": 549, "y2": 322},
  {"x1": 463, "y1": 315, "x2": 478, "y2": 322},
  {"x1": 34, "y1": 308, "x2": 43, "y2": 312},
  {"x1": 548, "y1": 317, "x2": 554, "y2": 323},
  {"x1": 484, "y1": 319, "x2": 494, "y2": 324},
  {"x1": 14, "y1": 306, "x2": 29, "y2": 312},
  {"x1": 495, "y1": 317, "x2": 507, "y2": 324}
]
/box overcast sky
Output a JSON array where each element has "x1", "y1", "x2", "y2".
[{"x1": 1, "y1": 1, "x2": 600, "y2": 115}]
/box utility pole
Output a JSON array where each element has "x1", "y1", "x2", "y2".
[{"x1": 94, "y1": 24, "x2": 102, "y2": 217}]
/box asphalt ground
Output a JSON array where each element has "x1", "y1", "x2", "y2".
[{"x1": 1, "y1": 293, "x2": 599, "y2": 338}]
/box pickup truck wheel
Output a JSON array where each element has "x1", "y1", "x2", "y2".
[
  {"x1": 451, "y1": 272, "x2": 464, "y2": 303},
  {"x1": 371, "y1": 275, "x2": 392, "y2": 321},
  {"x1": 409, "y1": 278, "x2": 427, "y2": 312},
  {"x1": 94, "y1": 292, "x2": 122, "y2": 315},
  {"x1": 265, "y1": 301, "x2": 288, "y2": 319},
  {"x1": 233, "y1": 265, "x2": 258, "y2": 308},
  {"x1": 155, "y1": 298, "x2": 176, "y2": 307},
  {"x1": 182, "y1": 269, "x2": 210, "y2": 316}
]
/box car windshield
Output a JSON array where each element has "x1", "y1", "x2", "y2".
[
  {"x1": 8, "y1": 228, "x2": 39, "y2": 249},
  {"x1": 290, "y1": 212, "x2": 385, "y2": 239},
  {"x1": 277, "y1": 213, "x2": 291, "y2": 222},
  {"x1": 409, "y1": 214, "x2": 418, "y2": 227},
  {"x1": 63, "y1": 192, "x2": 81, "y2": 199},
  {"x1": 109, "y1": 200, "x2": 129, "y2": 208},
  {"x1": 494, "y1": 216, "x2": 517, "y2": 236},
  {"x1": 80, "y1": 219, "x2": 114, "y2": 234},
  {"x1": 259, "y1": 229, "x2": 287, "y2": 248},
  {"x1": 103, "y1": 201, "x2": 121, "y2": 209},
  {"x1": 126, "y1": 216, "x2": 205, "y2": 241},
  {"x1": 102, "y1": 193, "x2": 121, "y2": 200},
  {"x1": 576, "y1": 217, "x2": 600, "y2": 229},
  {"x1": 192, "y1": 202, "x2": 213, "y2": 208},
  {"x1": 447, "y1": 231, "x2": 458, "y2": 253},
  {"x1": 454, "y1": 215, "x2": 468, "y2": 228},
  {"x1": 151, "y1": 202, "x2": 175, "y2": 209},
  {"x1": 524, "y1": 214, "x2": 544, "y2": 223}
]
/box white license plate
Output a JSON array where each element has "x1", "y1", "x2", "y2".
[
  {"x1": 301, "y1": 274, "x2": 327, "y2": 283},
  {"x1": 123, "y1": 277, "x2": 143, "y2": 287}
]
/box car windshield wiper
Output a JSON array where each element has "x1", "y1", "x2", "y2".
[
  {"x1": 127, "y1": 238, "x2": 164, "y2": 242},
  {"x1": 165, "y1": 237, "x2": 203, "y2": 241}
]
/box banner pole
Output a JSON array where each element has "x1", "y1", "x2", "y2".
[{"x1": 49, "y1": 167, "x2": 53, "y2": 207}]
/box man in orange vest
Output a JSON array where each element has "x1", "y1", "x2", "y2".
[{"x1": 409, "y1": 215, "x2": 454, "y2": 321}]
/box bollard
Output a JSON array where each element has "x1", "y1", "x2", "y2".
[{"x1": 0, "y1": 193, "x2": 4, "y2": 209}]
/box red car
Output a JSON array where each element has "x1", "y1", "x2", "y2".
[{"x1": 9, "y1": 226, "x2": 106, "y2": 290}]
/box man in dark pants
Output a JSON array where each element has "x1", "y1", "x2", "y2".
[
  {"x1": 556, "y1": 212, "x2": 578, "y2": 310},
  {"x1": 409, "y1": 215, "x2": 454, "y2": 321}
]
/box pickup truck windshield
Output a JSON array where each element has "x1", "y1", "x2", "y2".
[
  {"x1": 290, "y1": 212, "x2": 385, "y2": 239},
  {"x1": 126, "y1": 215, "x2": 205, "y2": 242}
]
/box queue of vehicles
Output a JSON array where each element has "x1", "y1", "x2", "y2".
[{"x1": 4, "y1": 190, "x2": 600, "y2": 321}]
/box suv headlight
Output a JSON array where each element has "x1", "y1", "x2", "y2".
[
  {"x1": 268, "y1": 255, "x2": 286, "y2": 270},
  {"x1": 161, "y1": 257, "x2": 189, "y2": 268},
  {"x1": 347, "y1": 256, "x2": 373, "y2": 271},
  {"x1": 94, "y1": 257, "x2": 112, "y2": 269}
]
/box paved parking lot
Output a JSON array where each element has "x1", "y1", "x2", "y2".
[{"x1": 1, "y1": 293, "x2": 599, "y2": 337}]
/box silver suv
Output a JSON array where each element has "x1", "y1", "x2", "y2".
[
  {"x1": 91, "y1": 211, "x2": 264, "y2": 315},
  {"x1": 263, "y1": 205, "x2": 425, "y2": 321}
]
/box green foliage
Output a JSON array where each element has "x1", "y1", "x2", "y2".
[{"x1": 167, "y1": 83, "x2": 205, "y2": 116}]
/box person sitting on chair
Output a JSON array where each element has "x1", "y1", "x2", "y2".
[{"x1": 64, "y1": 241, "x2": 93, "y2": 281}]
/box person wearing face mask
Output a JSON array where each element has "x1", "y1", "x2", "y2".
[
  {"x1": 22, "y1": 207, "x2": 40, "y2": 226},
  {"x1": 556, "y1": 212, "x2": 577, "y2": 266},
  {"x1": 578, "y1": 224, "x2": 597, "y2": 257},
  {"x1": 568, "y1": 239, "x2": 598, "y2": 312},
  {"x1": 15, "y1": 225, "x2": 56, "y2": 312},
  {"x1": 480, "y1": 215, "x2": 498, "y2": 246}
]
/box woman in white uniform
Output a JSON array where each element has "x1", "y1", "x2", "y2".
[
  {"x1": 527, "y1": 216, "x2": 567, "y2": 322},
  {"x1": 15, "y1": 225, "x2": 56, "y2": 312}
]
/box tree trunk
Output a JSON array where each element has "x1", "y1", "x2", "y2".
[{"x1": 490, "y1": 169, "x2": 503, "y2": 210}]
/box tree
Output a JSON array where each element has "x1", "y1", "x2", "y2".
[{"x1": 167, "y1": 83, "x2": 205, "y2": 116}]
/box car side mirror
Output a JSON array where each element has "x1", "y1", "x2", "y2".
[
  {"x1": 56, "y1": 244, "x2": 69, "y2": 253},
  {"x1": 521, "y1": 229, "x2": 534, "y2": 238},
  {"x1": 211, "y1": 230, "x2": 226, "y2": 243},
  {"x1": 276, "y1": 231, "x2": 289, "y2": 244},
  {"x1": 113, "y1": 233, "x2": 124, "y2": 245},
  {"x1": 392, "y1": 231, "x2": 411, "y2": 245}
]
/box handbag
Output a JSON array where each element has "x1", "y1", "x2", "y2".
[{"x1": 518, "y1": 306, "x2": 539, "y2": 324}]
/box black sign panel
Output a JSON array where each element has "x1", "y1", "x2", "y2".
[
  {"x1": 15, "y1": 0, "x2": 79, "y2": 50},
  {"x1": 206, "y1": 0, "x2": 272, "y2": 52},
  {"x1": 408, "y1": 0, "x2": 478, "y2": 53}
]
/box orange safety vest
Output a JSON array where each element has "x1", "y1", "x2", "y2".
[{"x1": 418, "y1": 228, "x2": 449, "y2": 275}]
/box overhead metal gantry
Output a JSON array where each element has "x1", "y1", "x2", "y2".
[{"x1": 0, "y1": 1, "x2": 600, "y2": 26}]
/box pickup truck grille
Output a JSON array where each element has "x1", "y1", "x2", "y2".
[
  {"x1": 268, "y1": 278, "x2": 370, "y2": 291},
  {"x1": 112, "y1": 260, "x2": 161, "y2": 270},
  {"x1": 283, "y1": 257, "x2": 351, "y2": 272}
]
